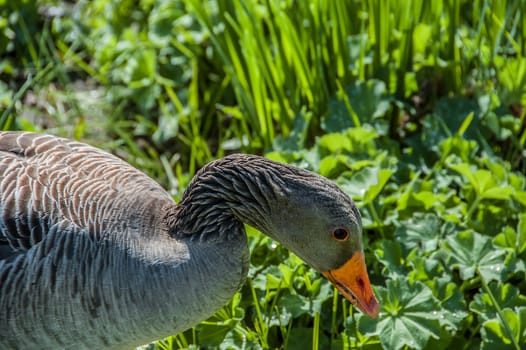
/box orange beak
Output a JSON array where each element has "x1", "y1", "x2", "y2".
[{"x1": 322, "y1": 251, "x2": 380, "y2": 318}]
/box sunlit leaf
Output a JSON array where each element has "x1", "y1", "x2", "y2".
[
  {"x1": 494, "y1": 213, "x2": 526, "y2": 258},
  {"x1": 318, "y1": 155, "x2": 349, "y2": 178},
  {"x1": 481, "y1": 186, "x2": 514, "y2": 200},
  {"x1": 408, "y1": 253, "x2": 444, "y2": 283},
  {"x1": 450, "y1": 163, "x2": 514, "y2": 200},
  {"x1": 339, "y1": 166, "x2": 385, "y2": 201},
  {"x1": 457, "y1": 112, "x2": 475, "y2": 137},
  {"x1": 440, "y1": 231, "x2": 508, "y2": 282},
  {"x1": 413, "y1": 23, "x2": 432, "y2": 55},
  {"x1": 364, "y1": 169, "x2": 393, "y2": 205},
  {"x1": 346, "y1": 126, "x2": 379, "y2": 156},
  {"x1": 440, "y1": 136, "x2": 478, "y2": 163},
  {"x1": 427, "y1": 277, "x2": 468, "y2": 330},
  {"x1": 317, "y1": 133, "x2": 352, "y2": 154},
  {"x1": 470, "y1": 282, "x2": 526, "y2": 322},
  {"x1": 278, "y1": 263, "x2": 295, "y2": 288},
  {"x1": 481, "y1": 307, "x2": 526, "y2": 350},
  {"x1": 412, "y1": 191, "x2": 446, "y2": 210},
  {"x1": 495, "y1": 56, "x2": 526, "y2": 105},
  {"x1": 514, "y1": 190, "x2": 526, "y2": 207},
  {"x1": 358, "y1": 277, "x2": 442, "y2": 350}
]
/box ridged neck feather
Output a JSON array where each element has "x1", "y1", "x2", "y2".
[{"x1": 171, "y1": 154, "x2": 294, "y2": 241}]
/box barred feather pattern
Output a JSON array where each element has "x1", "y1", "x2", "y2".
[
  {"x1": 0, "y1": 132, "x2": 172, "y2": 251},
  {"x1": 0, "y1": 132, "x2": 251, "y2": 349}
]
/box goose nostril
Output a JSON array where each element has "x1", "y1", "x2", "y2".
[{"x1": 357, "y1": 276, "x2": 365, "y2": 293}]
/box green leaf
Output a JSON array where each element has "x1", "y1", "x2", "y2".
[
  {"x1": 434, "y1": 97, "x2": 481, "y2": 140},
  {"x1": 518, "y1": 214, "x2": 526, "y2": 256},
  {"x1": 450, "y1": 163, "x2": 514, "y2": 200},
  {"x1": 318, "y1": 155, "x2": 349, "y2": 178},
  {"x1": 375, "y1": 240, "x2": 407, "y2": 278},
  {"x1": 440, "y1": 136, "x2": 478, "y2": 163},
  {"x1": 411, "y1": 191, "x2": 447, "y2": 210},
  {"x1": 278, "y1": 263, "x2": 295, "y2": 288},
  {"x1": 457, "y1": 112, "x2": 475, "y2": 137},
  {"x1": 273, "y1": 111, "x2": 312, "y2": 151},
  {"x1": 408, "y1": 253, "x2": 444, "y2": 283},
  {"x1": 278, "y1": 293, "x2": 310, "y2": 319},
  {"x1": 317, "y1": 133, "x2": 352, "y2": 154},
  {"x1": 196, "y1": 322, "x2": 235, "y2": 347},
  {"x1": 219, "y1": 329, "x2": 263, "y2": 350},
  {"x1": 323, "y1": 80, "x2": 391, "y2": 133},
  {"x1": 413, "y1": 23, "x2": 432, "y2": 55},
  {"x1": 338, "y1": 166, "x2": 380, "y2": 200},
  {"x1": 338, "y1": 165, "x2": 393, "y2": 206},
  {"x1": 317, "y1": 127, "x2": 379, "y2": 162},
  {"x1": 470, "y1": 282, "x2": 526, "y2": 322},
  {"x1": 358, "y1": 277, "x2": 442, "y2": 350},
  {"x1": 495, "y1": 56, "x2": 526, "y2": 105},
  {"x1": 250, "y1": 265, "x2": 283, "y2": 291},
  {"x1": 309, "y1": 281, "x2": 333, "y2": 313},
  {"x1": 514, "y1": 190, "x2": 526, "y2": 207},
  {"x1": 196, "y1": 294, "x2": 246, "y2": 347},
  {"x1": 394, "y1": 213, "x2": 441, "y2": 253},
  {"x1": 427, "y1": 277, "x2": 468, "y2": 330},
  {"x1": 494, "y1": 213, "x2": 526, "y2": 257},
  {"x1": 440, "y1": 231, "x2": 508, "y2": 282},
  {"x1": 364, "y1": 168, "x2": 393, "y2": 205},
  {"x1": 481, "y1": 307, "x2": 526, "y2": 350}
]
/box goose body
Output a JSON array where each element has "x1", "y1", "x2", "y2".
[{"x1": 0, "y1": 132, "x2": 379, "y2": 349}]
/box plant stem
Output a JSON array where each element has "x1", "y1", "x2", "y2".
[
  {"x1": 312, "y1": 311, "x2": 320, "y2": 350},
  {"x1": 466, "y1": 195, "x2": 481, "y2": 221},
  {"x1": 330, "y1": 287, "x2": 339, "y2": 349}
]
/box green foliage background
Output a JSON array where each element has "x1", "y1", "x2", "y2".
[{"x1": 1, "y1": 0, "x2": 526, "y2": 349}]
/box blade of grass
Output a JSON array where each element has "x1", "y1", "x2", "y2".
[
  {"x1": 0, "y1": 63, "x2": 54, "y2": 129},
  {"x1": 247, "y1": 278, "x2": 269, "y2": 348}
]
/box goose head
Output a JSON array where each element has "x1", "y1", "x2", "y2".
[
  {"x1": 182, "y1": 154, "x2": 380, "y2": 318},
  {"x1": 263, "y1": 171, "x2": 380, "y2": 318}
]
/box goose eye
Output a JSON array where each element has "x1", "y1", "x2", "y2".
[{"x1": 332, "y1": 227, "x2": 350, "y2": 241}]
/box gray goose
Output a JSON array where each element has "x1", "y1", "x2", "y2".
[{"x1": 0, "y1": 131, "x2": 379, "y2": 349}]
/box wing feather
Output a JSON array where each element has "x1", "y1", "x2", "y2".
[{"x1": 0, "y1": 131, "x2": 173, "y2": 258}]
